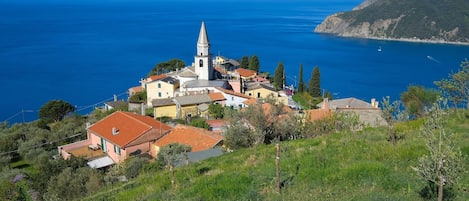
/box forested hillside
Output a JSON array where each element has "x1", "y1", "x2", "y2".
[{"x1": 315, "y1": 0, "x2": 469, "y2": 43}]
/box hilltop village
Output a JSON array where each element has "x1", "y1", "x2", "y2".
[{"x1": 58, "y1": 21, "x2": 385, "y2": 169}]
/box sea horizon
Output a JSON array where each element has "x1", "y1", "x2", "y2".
[{"x1": 1, "y1": 0, "x2": 468, "y2": 123}]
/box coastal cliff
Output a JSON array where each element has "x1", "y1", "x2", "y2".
[{"x1": 314, "y1": 0, "x2": 469, "y2": 44}]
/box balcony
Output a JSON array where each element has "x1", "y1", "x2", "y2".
[{"x1": 58, "y1": 140, "x2": 106, "y2": 160}]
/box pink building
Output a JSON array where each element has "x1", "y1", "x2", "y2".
[{"x1": 58, "y1": 111, "x2": 171, "y2": 168}]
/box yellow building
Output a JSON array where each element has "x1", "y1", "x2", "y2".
[
  {"x1": 144, "y1": 76, "x2": 179, "y2": 107},
  {"x1": 244, "y1": 82, "x2": 288, "y2": 105},
  {"x1": 153, "y1": 98, "x2": 177, "y2": 119}
]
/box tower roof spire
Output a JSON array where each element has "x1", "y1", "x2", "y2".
[{"x1": 197, "y1": 21, "x2": 210, "y2": 45}]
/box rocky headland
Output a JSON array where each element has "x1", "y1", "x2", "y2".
[{"x1": 314, "y1": 0, "x2": 469, "y2": 45}]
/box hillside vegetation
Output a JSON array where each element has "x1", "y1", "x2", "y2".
[
  {"x1": 315, "y1": 0, "x2": 469, "y2": 43},
  {"x1": 85, "y1": 112, "x2": 469, "y2": 201}
]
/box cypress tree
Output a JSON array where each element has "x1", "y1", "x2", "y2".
[
  {"x1": 249, "y1": 55, "x2": 260, "y2": 73},
  {"x1": 309, "y1": 66, "x2": 321, "y2": 97},
  {"x1": 298, "y1": 64, "x2": 305, "y2": 93},
  {"x1": 240, "y1": 56, "x2": 249, "y2": 69},
  {"x1": 273, "y1": 61, "x2": 285, "y2": 91}
]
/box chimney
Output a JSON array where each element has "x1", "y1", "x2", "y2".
[
  {"x1": 322, "y1": 98, "x2": 329, "y2": 110},
  {"x1": 371, "y1": 98, "x2": 378, "y2": 108},
  {"x1": 112, "y1": 127, "x2": 119, "y2": 135},
  {"x1": 113, "y1": 94, "x2": 117, "y2": 102}
]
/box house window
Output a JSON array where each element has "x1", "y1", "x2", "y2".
[
  {"x1": 199, "y1": 59, "x2": 203, "y2": 67},
  {"x1": 248, "y1": 93, "x2": 252, "y2": 96},
  {"x1": 231, "y1": 97, "x2": 234, "y2": 101},
  {"x1": 257, "y1": 92, "x2": 261, "y2": 98},
  {"x1": 114, "y1": 144, "x2": 121, "y2": 155},
  {"x1": 158, "y1": 92, "x2": 162, "y2": 97},
  {"x1": 158, "y1": 83, "x2": 161, "y2": 88},
  {"x1": 100, "y1": 138, "x2": 107, "y2": 152}
]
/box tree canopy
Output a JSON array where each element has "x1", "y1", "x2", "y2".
[
  {"x1": 39, "y1": 100, "x2": 75, "y2": 123},
  {"x1": 148, "y1": 58, "x2": 185, "y2": 76},
  {"x1": 400, "y1": 85, "x2": 440, "y2": 118},
  {"x1": 297, "y1": 64, "x2": 305, "y2": 93},
  {"x1": 273, "y1": 61, "x2": 285, "y2": 91},
  {"x1": 435, "y1": 59, "x2": 469, "y2": 108},
  {"x1": 240, "y1": 56, "x2": 249, "y2": 69},
  {"x1": 308, "y1": 66, "x2": 321, "y2": 97},
  {"x1": 248, "y1": 55, "x2": 260, "y2": 73}
]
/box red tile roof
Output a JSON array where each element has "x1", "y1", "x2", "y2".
[
  {"x1": 129, "y1": 86, "x2": 143, "y2": 93},
  {"x1": 236, "y1": 68, "x2": 256, "y2": 78},
  {"x1": 208, "y1": 92, "x2": 226, "y2": 101},
  {"x1": 88, "y1": 111, "x2": 171, "y2": 148},
  {"x1": 155, "y1": 124, "x2": 224, "y2": 152},
  {"x1": 243, "y1": 98, "x2": 258, "y2": 105},
  {"x1": 149, "y1": 74, "x2": 167, "y2": 82},
  {"x1": 206, "y1": 119, "x2": 226, "y2": 128}
]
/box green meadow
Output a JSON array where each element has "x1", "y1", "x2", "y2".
[{"x1": 85, "y1": 113, "x2": 469, "y2": 201}]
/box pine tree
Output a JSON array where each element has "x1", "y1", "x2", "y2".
[
  {"x1": 249, "y1": 55, "x2": 260, "y2": 73},
  {"x1": 298, "y1": 64, "x2": 305, "y2": 93},
  {"x1": 240, "y1": 56, "x2": 249, "y2": 69},
  {"x1": 273, "y1": 62, "x2": 285, "y2": 91},
  {"x1": 308, "y1": 66, "x2": 321, "y2": 97}
]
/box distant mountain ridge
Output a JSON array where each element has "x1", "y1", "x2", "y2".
[{"x1": 315, "y1": 0, "x2": 469, "y2": 44}]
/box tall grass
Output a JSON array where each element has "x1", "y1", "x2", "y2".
[{"x1": 84, "y1": 114, "x2": 469, "y2": 201}]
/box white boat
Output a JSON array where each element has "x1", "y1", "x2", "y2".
[{"x1": 378, "y1": 46, "x2": 382, "y2": 52}]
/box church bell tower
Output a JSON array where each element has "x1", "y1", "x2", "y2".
[{"x1": 194, "y1": 21, "x2": 214, "y2": 80}]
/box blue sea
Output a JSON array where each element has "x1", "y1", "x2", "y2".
[{"x1": 1, "y1": 0, "x2": 468, "y2": 123}]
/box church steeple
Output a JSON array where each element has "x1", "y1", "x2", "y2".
[
  {"x1": 195, "y1": 21, "x2": 213, "y2": 80},
  {"x1": 197, "y1": 21, "x2": 210, "y2": 47}
]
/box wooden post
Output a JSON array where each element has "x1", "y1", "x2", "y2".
[
  {"x1": 170, "y1": 164, "x2": 175, "y2": 187},
  {"x1": 276, "y1": 143, "x2": 280, "y2": 192}
]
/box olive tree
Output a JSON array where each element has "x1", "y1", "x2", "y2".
[
  {"x1": 434, "y1": 59, "x2": 469, "y2": 109},
  {"x1": 412, "y1": 101, "x2": 464, "y2": 201},
  {"x1": 157, "y1": 143, "x2": 191, "y2": 187}
]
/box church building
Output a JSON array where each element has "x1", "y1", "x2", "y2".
[{"x1": 194, "y1": 21, "x2": 214, "y2": 80}]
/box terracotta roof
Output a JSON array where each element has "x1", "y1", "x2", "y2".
[
  {"x1": 206, "y1": 119, "x2": 226, "y2": 128},
  {"x1": 155, "y1": 124, "x2": 224, "y2": 152},
  {"x1": 236, "y1": 68, "x2": 256, "y2": 78},
  {"x1": 215, "y1": 87, "x2": 252, "y2": 99},
  {"x1": 149, "y1": 74, "x2": 167, "y2": 82},
  {"x1": 88, "y1": 111, "x2": 171, "y2": 148},
  {"x1": 208, "y1": 92, "x2": 226, "y2": 101},
  {"x1": 243, "y1": 98, "x2": 258, "y2": 105},
  {"x1": 129, "y1": 86, "x2": 143, "y2": 93}
]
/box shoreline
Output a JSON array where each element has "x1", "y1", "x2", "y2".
[{"x1": 315, "y1": 32, "x2": 469, "y2": 46}]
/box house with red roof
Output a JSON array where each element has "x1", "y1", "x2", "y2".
[
  {"x1": 154, "y1": 124, "x2": 224, "y2": 154},
  {"x1": 235, "y1": 68, "x2": 257, "y2": 80},
  {"x1": 58, "y1": 111, "x2": 171, "y2": 168}
]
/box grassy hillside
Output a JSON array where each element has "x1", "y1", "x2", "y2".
[
  {"x1": 339, "y1": 0, "x2": 469, "y2": 42},
  {"x1": 85, "y1": 113, "x2": 469, "y2": 201}
]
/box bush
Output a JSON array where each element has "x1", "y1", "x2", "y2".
[{"x1": 123, "y1": 157, "x2": 149, "y2": 179}]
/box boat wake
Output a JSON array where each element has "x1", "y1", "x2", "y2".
[{"x1": 427, "y1": 55, "x2": 441, "y2": 63}]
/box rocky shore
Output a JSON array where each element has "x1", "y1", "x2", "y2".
[{"x1": 314, "y1": 0, "x2": 469, "y2": 46}]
